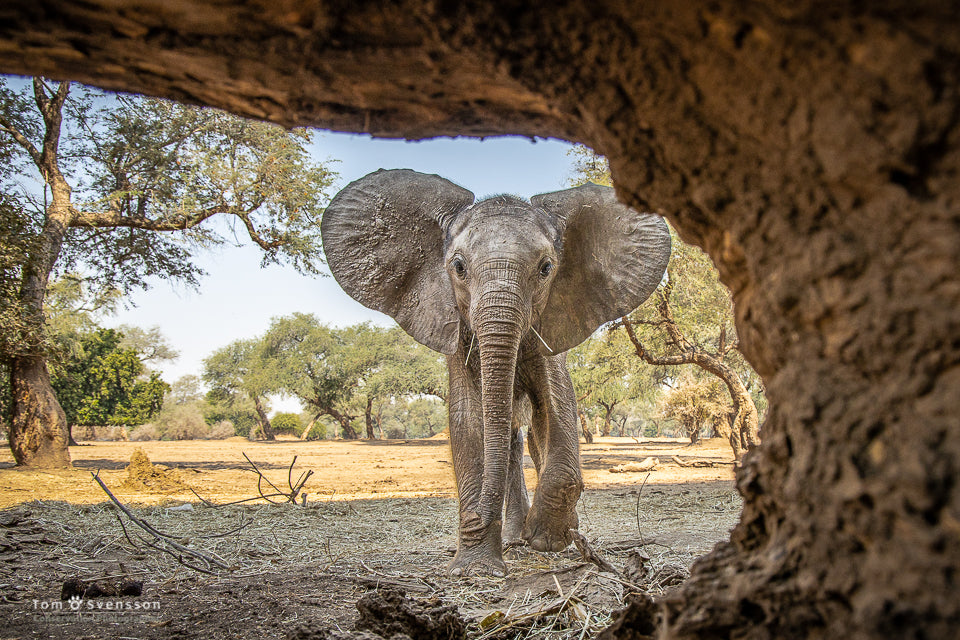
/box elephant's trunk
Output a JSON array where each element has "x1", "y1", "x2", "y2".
[{"x1": 474, "y1": 284, "x2": 526, "y2": 529}]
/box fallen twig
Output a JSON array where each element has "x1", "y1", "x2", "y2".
[
  {"x1": 191, "y1": 453, "x2": 314, "y2": 507},
  {"x1": 635, "y1": 472, "x2": 651, "y2": 544},
  {"x1": 91, "y1": 471, "x2": 232, "y2": 575},
  {"x1": 570, "y1": 531, "x2": 619, "y2": 575}
]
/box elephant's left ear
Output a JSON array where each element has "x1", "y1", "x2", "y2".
[{"x1": 531, "y1": 183, "x2": 670, "y2": 354}]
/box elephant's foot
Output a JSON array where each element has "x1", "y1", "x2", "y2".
[
  {"x1": 502, "y1": 516, "x2": 526, "y2": 545},
  {"x1": 448, "y1": 511, "x2": 506, "y2": 577},
  {"x1": 522, "y1": 477, "x2": 582, "y2": 552}
]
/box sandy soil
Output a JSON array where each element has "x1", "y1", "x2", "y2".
[
  {"x1": 0, "y1": 436, "x2": 741, "y2": 639},
  {"x1": 0, "y1": 436, "x2": 735, "y2": 507}
]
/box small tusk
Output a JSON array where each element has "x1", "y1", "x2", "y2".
[
  {"x1": 464, "y1": 333, "x2": 476, "y2": 366},
  {"x1": 530, "y1": 326, "x2": 553, "y2": 353}
]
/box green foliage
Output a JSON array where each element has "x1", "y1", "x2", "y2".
[
  {"x1": 383, "y1": 397, "x2": 446, "y2": 439},
  {"x1": 0, "y1": 194, "x2": 41, "y2": 360},
  {"x1": 49, "y1": 327, "x2": 170, "y2": 426},
  {"x1": 657, "y1": 371, "x2": 729, "y2": 441},
  {"x1": 145, "y1": 402, "x2": 210, "y2": 440},
  {"x1": 568, "y1": 328, "x2": 661, "y2": 434},
  {"x1": 203, "y1": 339, "x2": 276, "y2": 404},
  {"x1": 271, "y1": 412, "x2": 304, "y2": 436},
  {"x1": 202, "y1": 389, "x2": 258, "y2": 437}
]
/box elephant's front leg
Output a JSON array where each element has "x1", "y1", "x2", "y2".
[
  {"x1": 446, "y1": 351, "x2": 507, "y2": 577},
  {"x1": 520, "y1": 353, "x2": 583, "y2": 552}
]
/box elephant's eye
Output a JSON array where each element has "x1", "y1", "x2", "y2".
[
  {"x1": 452, "y1": 257, "x2": 467, "y2": 279},
  {"x1": 539, "y1": 260, "x2": 554, "y2": 278}
]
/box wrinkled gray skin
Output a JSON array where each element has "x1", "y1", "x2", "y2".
[{"x1": 322, "y1": 169, "x2": 670, "y2": 576}]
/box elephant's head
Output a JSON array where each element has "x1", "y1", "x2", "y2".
[{"x1": 322, "y1": 168, "x2": 669, "y2": 531}]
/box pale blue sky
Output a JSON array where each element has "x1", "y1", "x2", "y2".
[{"x1": 107, "y1": 132, "x2": 580, "y2": 391}]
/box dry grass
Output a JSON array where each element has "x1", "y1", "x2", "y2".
[{"x1": 0, "y1": 437, "x2": 741, "y2": 639}]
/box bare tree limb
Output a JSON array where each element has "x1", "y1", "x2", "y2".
[
  {"x1": 91, "y1": 471, "x2": 232, "y2": 575},
  {"x1": 0, "y1": 112, "x2": 42, "y2": 167},
  {"x1": 191, "y1": 454, "x2": 313, "y2": 507}
]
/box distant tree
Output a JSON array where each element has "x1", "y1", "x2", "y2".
[
  {"x1": 270, "y1": 412, "x2": 304, "y2": 436},
  {"x1": 168, "y1": 375, "x2": 204, "y2": 405},
  {"x1": 115, "y1": 325, "x2": 178, "y2": 366},
  {"x1": 202, "y1": 388, "x2": 258, "y2": 437},
  {"x1": 656, "y1": 372, "x2": 729, "y2": 445},
  {"x1": 49, "y1": 327, "x2": 169, "y2": 436},
  {"x1": 203, "y1": 339, "x2": 277, "y2": 440},
  {"x1": 0, "y1": 76, "x2": 336, "y2": 467},
  {"x1": 343, "y1": 324, "x2": 447, "y2": 439},
  {"x1": 384, "y1": 397, "x2": 446, "y2": 439},
  {"x1": 260, "y1": 314, "x2": 363, "y2": 440},
  {"x1": 568, "y1": 329, "x2": 657, "y2": 440}
]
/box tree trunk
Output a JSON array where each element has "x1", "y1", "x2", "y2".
[
  {"x1": 8, "y1": 356, "x2": 71, "y2": 467},
  {"x1": 600, "y1": 401, "x2": 615, "y2": 436},
  {"x1": 300, "y1": 414, "x2": 319, "y2": 440},
  {"x1": 10, "y1": 171, "x2": 74, "y2": 467},
  {"x1": 699, "y1": 359, "x2": 759, "y2": 461},
  {"x1": 578, "y1": 407, "x2": 593, "y2": 444},
  {"x1": 249, "y1": 396, "x2": 275, "y2": 440},
  {"x1": 375, "y1": 406, "x2": 385, "y2": 439},
  {"x1": 364, "y1": 396, "x2": 376, "y2": 439},
  {"x1": 327, "y1": 407, "x2": 358, "y2": 440}
]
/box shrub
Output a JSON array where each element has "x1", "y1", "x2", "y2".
[
  {"x1": 207, "y1": 420, "x2": 235, "y2": 440},
  {"x1": 151, "y1": 404, "x2": 209, "y2": 440},
  {"x1": 130, "y1": 423, "x2": 160, "y2": 441},
  {"x1": 271, "y1": 412, "x2": 304, "y2": 436},
  {"x1": 302, "y1": 420, "x2": 326, "y2": 440}
]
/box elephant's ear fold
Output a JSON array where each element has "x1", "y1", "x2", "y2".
[
  {"x1": 531, "y1": 183, "x2": 670, "y2": 354},
  {"x1": 321, "y1": 169, "x2": 474, "y2": 355}
]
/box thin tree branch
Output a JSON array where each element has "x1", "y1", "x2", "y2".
[
  {"x1": 91, "y1": 471, "x2": 231, "y2": 574},
  {"x1": 69, "y1": 203, "x2": 227, "y2": 230},
  {"x1": 620, "y1": 317, "x2": 694, "y2": 366},
  {"x1": 0, "y1": 113, "x2": 43, "y2": 167}
]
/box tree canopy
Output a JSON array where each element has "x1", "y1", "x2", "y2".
[{"x1": 0, "y1": 76, "x2": 338, "y2": 466}]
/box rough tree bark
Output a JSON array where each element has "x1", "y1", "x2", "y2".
[{"x1": 2, "y1": 2, "x2": 957, "y2": 637}]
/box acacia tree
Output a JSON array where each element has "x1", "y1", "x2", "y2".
[
  {"x1": 261, "y1": 314, "x2": 363, "y2": 440},
  {"x1": 567, "y1": 329, "x2": 654, "y2": 441},
  {"x1": 0, "y1": 77, "x2": 335, "y2": 466},
  {"x1": 656, "y1": 371, "x2": 729, "y2": 444},
  {"x1": 202, "y1": 339, "x2": 278, "y2": 440},
  {"x1": 347, "y1": 325, "x2": 447, "y2": 439},
  {"x1": 620, "y1": 238, "x2": 761, "y2": 459}
]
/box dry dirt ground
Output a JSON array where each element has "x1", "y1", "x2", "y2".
[{"x1": 0, "y1": 437, "x2": 741, "y2": 639}]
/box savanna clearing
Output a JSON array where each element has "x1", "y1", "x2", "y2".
[{"x1": 0, "y1": 437, "x2": 740, "y2": 639}]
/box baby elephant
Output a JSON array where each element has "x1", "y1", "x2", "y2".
[{"x1": 322, "y1": 169, "x2": 670, "y2": 576}]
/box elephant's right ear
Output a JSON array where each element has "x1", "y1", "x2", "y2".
[{"x1": 321, "y1": 169, "x2": 474, "y2": 355}]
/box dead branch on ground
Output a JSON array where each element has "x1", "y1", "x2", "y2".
[
  {"x1": 191, "y1": 453, "x2": 314, "y2": 507},
  {"x1": 91, "y1": 471, "x2": 235, "y2": 575}
]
